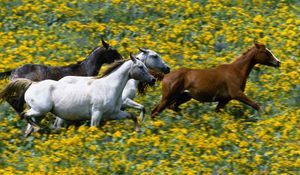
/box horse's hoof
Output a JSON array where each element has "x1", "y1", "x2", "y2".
[{"x1": 24, "y1": 127, "x2": 34, "y2": 137}]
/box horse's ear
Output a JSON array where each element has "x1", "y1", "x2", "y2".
[
  {"x1": 254, "y1": 42, "x2": 266, "y2": 50},
  {"x1": 130, "y1": 53, "x2": 137, "y2": 63},
  {"x1": 102, "y1": 39, "x2": 110, "y2": 49},
  {"x1": 254, "y1": 42, "x2": 260, "y2": 49},
  {"x1": 139, "y1": 48, "x2": 148, "y2": 54}
]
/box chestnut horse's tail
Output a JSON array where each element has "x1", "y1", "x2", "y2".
[
  {"x1": 0, "y1": 78, "x2": 33, "y2": 114},
  {"x1": 0, "y1": 70, "x2": 13, "y2": 79}
]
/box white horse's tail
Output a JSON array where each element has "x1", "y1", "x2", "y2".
[{"x1": 0, "y1": 78, "x2": 33, "y2": 103}]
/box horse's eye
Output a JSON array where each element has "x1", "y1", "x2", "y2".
[
  {"x1": 153, "y1": 55, "x2": 158, "y2": 58},
  {"x1": 139, "y1": 66, "x2": 143, "y2": 69}
]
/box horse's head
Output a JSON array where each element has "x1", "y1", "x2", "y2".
[
  {"x1": 129, "y1": 54, "x2": 156, "y2": 86},
  {"x1": 137, "y1": 48, "x2": 170, "y2": 74},
  {"x1": 99, "y1": 39, "x2": 123, "y2": 63},
  {"x1": 253, "y1": 43, "x2": 281, "y2": 68}
]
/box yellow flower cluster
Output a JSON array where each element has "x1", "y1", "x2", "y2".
[{"x1": 0, "y1": 0, "x2": 299, "y2": 174}]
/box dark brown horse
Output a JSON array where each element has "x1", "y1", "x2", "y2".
[
  {"x1": 151, "y1": 43, "x2": 280, "y2": 117},
  {"x1": 1, "y1": 39, "x2": 123, "y2": 114},
  {"x1": 0, "y1": 39, "x2": 122, "y2": 81}
]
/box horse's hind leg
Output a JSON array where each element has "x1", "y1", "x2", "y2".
[
  {"x1": 22, "y1": 109, "x2": 45, "y2": 137},
  {"x1": 23, "y1": 108, "x2": 45, "y2": 128},
  {"x1": 24, "y1": 116, "x2": 43, "y2": 137},
  {"x1": 168, "y1": 91, "x2": 191, "y2": 112}
]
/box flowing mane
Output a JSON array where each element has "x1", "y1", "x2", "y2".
[
  {"x1": 99, "y1": 60, "x2": 127, "y2": 78},
  {"x1": 137, "y1": 69, "x2": 165, "y2": 95},
  {"x1": 242, "y1": 46, "x2": 255, "y2": 56},
  {"x1": 89, "y1": 46, "x2": 103, "y2": 55}
]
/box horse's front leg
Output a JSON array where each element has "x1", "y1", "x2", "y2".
[
  {"x1": 110, "y1": 111, "x2": 141, "y2": 132},
  {"x1": 91, "y1": 110, "x2": 103, "y2": 127},
  {"x1": 232, "y1": 92, "x2": 260, "y2": 111},
  {"x1": 122, "y1": 98, "x2": 146, "y2": 122}
]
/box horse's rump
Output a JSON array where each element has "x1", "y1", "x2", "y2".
[{"x1": 0, "y1": 79, "x2": 33, "y2": 102}]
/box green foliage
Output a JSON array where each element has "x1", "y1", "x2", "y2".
[{"x1": 0, "y1": 0, "x2": 299, "y2": 174}]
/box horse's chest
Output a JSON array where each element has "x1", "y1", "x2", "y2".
[{"x1": 92, "y1": 92, "x2": 123, "y2": 112}]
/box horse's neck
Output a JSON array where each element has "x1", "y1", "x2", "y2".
[
  {"x1": 130, "y1": 53, "x2": 145, "y2": 89},
  {"x1": 82, "y1": 50, "x2": 105, "y2": 76},
  {"x1": 232, "y1": 49, "x2": 256, "y2": 80},
  {"x1": 100, "y1": 61, "x2": 132, "y2": 97}
]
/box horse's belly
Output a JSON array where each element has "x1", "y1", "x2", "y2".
[
  {"x1": 53, "y1": 103, "x2": 91, "y2": 121},
  {"x1": 190, "y1": 88, "x2": 229, "y2": 102},
  {"x1": 52, "y1": 89, "x2": 92, "y2": 121}
]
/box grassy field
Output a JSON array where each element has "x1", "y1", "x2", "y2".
[{"x1": 0, "y1": 0, "x2": 299, "y2": 174}]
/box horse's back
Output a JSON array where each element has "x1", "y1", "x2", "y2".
[
  {"x1": 59, "y1": 76, "x2": 94, "y2": 84},
  {"x1": 11, "y1": 64, "x2": 48, "y2": 81}
]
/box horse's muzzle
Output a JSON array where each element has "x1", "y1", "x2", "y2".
[
  {"x1": 274, "y1": 61, "x2": 281, "y2": 68},
  {"x1": 149, "y1": 78, "x2": 156, "y2": 86},
  {"x1": 163, "y1": 66, "x2": 171, "y2": 74}
]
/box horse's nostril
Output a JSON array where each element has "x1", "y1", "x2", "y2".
[
  {"x1": 165, "y1": 67, "x2": 171, "y2": 73},
  {"x1": 150, "y1": 78, "x2": 156, "y2": 85}
]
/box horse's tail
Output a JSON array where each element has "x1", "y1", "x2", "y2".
[
  {"x1": 0, "y1": 70, "x2": 13, "y2": 79},
  {"x1": 0, "y1": 78, "x2": 33, "y2": 103}
]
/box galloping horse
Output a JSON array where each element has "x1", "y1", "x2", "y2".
[
  {"x1": 0, "y1": 55, "x2": 155, "y2": 136},
  {"x1": 0, "y1": 39, "x2": 123, "y2": 114},
  {"x1": 51, "y1": 48, "x2": 170, "y2": 130},
  {"x1": 151, "y1": 43, "x2": 281, "y2": 117}
]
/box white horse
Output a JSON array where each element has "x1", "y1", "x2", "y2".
[
  {"x1": 0, "y1": 55, "x2": 155, "y2": 136},
  {"x1": 53, "y1": 48, "x2": 170, "y2": 129}
]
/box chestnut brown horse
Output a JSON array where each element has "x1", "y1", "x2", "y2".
[{"x1": 151, "y1": 43, "x2": 280, "y2": 117}]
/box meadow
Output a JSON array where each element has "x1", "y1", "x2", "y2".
[{"x1": 0, "y1": 0, "x2": 299, "y2": 174}]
